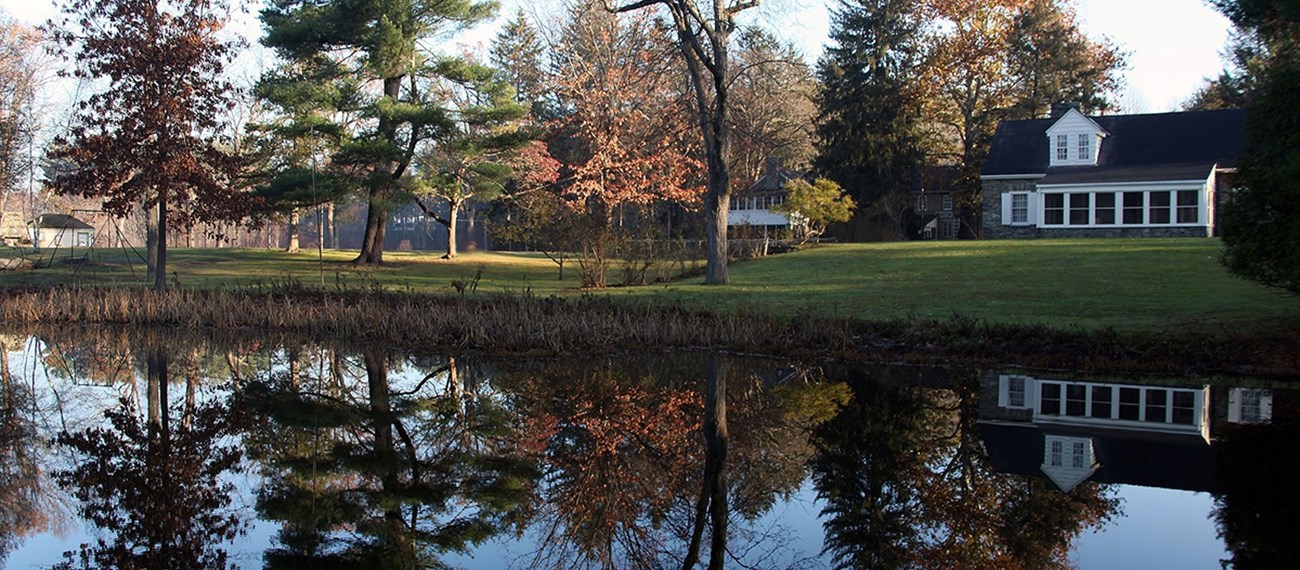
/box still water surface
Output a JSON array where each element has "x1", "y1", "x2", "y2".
[{"x1": 0, "y1": 329, "x2": 1292, "y2": 569}]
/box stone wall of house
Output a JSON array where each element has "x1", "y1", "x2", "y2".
[
  {"x1": 988, "y1": 225, "x2": 1212, "y2": 239},
  {"x1": 978, "y1": 371, "x2": 1034, "y2": 422},
  {"x1": 982, "y1": 179, "x2": 1036, "y2": 239},
  {"x1": 982, "y1": 178, "x2": 1214, "y2": 239}
]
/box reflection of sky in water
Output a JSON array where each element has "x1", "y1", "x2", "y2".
[
  {"x1": 1073, "y1": 485, "x2": 1226, "y2": 570},
  {"x1": 0, "y1": 336, "x2": 1273, "y2": 569}
]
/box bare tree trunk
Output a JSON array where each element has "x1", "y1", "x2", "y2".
[
  {"x1": 444, "y1": 200, "x2": 459, "y2": 259},
  {"x1": 286, "y1": 209, "x2": 300, "y2": 253},
  {"x1": 146, "y1": 201, "x2": 159, "y2": 283},
  {"x1": 355, "y1": 76, "x2": 403, "y2": 265},
  {"x1": 154, "y1": 194, "x2": 167, "y2": 291},
  {"x1": 326, "y1": 202, "x2": 336, "y2": 249}
]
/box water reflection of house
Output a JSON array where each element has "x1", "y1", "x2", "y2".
[{"x1": 977, "y1": 372, "x2": 1277, "y2": 492}]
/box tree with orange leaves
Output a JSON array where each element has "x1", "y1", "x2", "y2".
[
  {"x1": 550, "y1": 1, "x2": 703, "y2": 287},
  {"x1": 919, "y1": 0, "x2": 1124, "y2": 234},
  {"x1": 45, "y1": 0, "x2": 249, "y2": 291}
]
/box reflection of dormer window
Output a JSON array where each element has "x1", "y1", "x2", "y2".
[{"x1": 1044, "y1": 436, "x2": 1095, "y2": 469}]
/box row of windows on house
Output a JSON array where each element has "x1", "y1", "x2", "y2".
[
  {"x1": 1056, "y1": 133, "x2": 1093, "y2": 162},
  {"x1": 1003, "y1": 376, "x2": 1201, "y2": 426},
  {"x1": 1007, "y1": 189, "x2": 1201, "y2": 226},
  {"x1": 729, "y1": 195, "x2": 786, "y2": 211}
]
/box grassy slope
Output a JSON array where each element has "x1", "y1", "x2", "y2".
[
  {"x1": 2, "y1": 238, "x2": 1294, "y2": 332},
  {"x1": 629, "y1": 239, "x2": 1298, "y2": 331}
]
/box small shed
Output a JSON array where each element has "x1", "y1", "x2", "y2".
[
  {"x1": 28, "y1": 213, "x2": 95, "y2": 251},
  {"x1": 0, "y1": 211, "x2": 27, "y2": 245}
]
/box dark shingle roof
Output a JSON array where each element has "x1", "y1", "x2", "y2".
[
  {"x1": 747, "y1": 166, "x2": 804, "y2": 193},
  {"x1": 33, "y1": 214, "x2": 94, "y2": 230},
  {"x1": 982, "y1": 109, "x2": 1247, "y2": 183}
]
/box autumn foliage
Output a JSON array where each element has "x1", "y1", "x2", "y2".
[{"x1": 45, "y1": 0, "x2": 248, "y2": 289}]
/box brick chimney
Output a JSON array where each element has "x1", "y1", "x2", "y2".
[{"x1": 1049, "y1": 102, "x2": 1082, "y2": 118}]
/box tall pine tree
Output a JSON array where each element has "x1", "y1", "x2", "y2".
[
  {"x1": 259, "y1": 0, "x2": 493, "y2": 264},
  {"x1": 815, "y1": 0, "x2": 929, "y2": 241}
]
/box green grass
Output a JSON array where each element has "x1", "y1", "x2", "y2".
[{"x1": 2, "y1": 238, "x2": 1294, "y2": 332}]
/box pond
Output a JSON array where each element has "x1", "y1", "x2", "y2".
[{"x1": 0, "y1": 329, "x2": 1293, "y2": 569}]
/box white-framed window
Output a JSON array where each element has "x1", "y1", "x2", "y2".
[
  {"x1": 916, "y1": 195, "x2": 927, "y2": 212},
  {"x1": 1056, "y1": 135, "x2": 1069, "y2": 161},
  {"x1": 1043, "y1": 193, "x2": 1064, "y2": 225},
  {"x1": 1094, "y1": 192, "x2": 1115, "y2": 224},
  {"x1": 1228, "y1": 388, "x2": 1274, "y2": 423},
  {"x1": 941, "y1": 195, "x2": 953, "y2": 212},
  {"x1": 1011, "y1": 194, "x2": 1028, "y2": 224},
  {"x1": 1078, "y1": 133, "x2": 1092, "y2": 161},
  {"x1": 1038, "y1": 380, "x2": 1202, "y2": 428},
  {"x1": 76, "y1": 231, "x2": 92, "y2": 247},
  {"x1": 999, "y1": 374, "x2": 1034, "y2": 409},
  {"x1": 1176, "y1": 190, "x2": 1199, "y2": 223}
]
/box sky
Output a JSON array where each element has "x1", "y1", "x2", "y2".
[{"x1": 2, "y1": 0, "x2": 1232, "y2": 113}]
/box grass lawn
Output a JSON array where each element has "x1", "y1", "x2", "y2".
[{"x1": 1, "y1": 238, "x2": 1294, "y2": 332}]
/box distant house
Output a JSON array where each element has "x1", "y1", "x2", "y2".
[
  {"x1": 28, "y1": 213, "x2": 95, "y2": 251},
  {"x1": 977, "y1": 371, "x2": 1279, "y2": 492},
  {"x1": 728, "y1": 158, "x2": 804, "y2": 236},
  {"x1": 981, "y1": 105, "x2": 1246, "y2": 238},
  {"x1": 911, "y1": 166, "x2": 960, "y2": 240}
]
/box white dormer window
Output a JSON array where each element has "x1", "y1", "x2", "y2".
[{"x1": 1046, "y1": 108, "x2": 1107, "y2": 167}]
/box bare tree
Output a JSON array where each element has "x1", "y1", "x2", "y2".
[{"x1": 610, "y1": 0, "x2": 760, "y2": 285}]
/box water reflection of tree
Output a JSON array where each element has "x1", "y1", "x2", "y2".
[
  {"x1": 811, "y1": 370, "x2": 1117, "y2": 570},
  {"x1": 242, "y1": 346, "x2": 538, "y2": 569},
  {"x1": 53, "y1": 347, "x2": 248, "y2": 569},
  {"x1": 499, "y1": 354, "x2": 848, "y2": 569},
  {"x1": 0, "y1": 335, "x2": 62, "y2": 564},
  {"x1": 1213, "y1": 403, "x2": 1300, "y2": 569}
]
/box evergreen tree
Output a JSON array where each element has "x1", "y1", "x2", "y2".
[
  {"x1": 1005, "y1": 0, "x2": 1126, "y2": 120},
  {"x1": 1184, "y1": 29, "x2": 1265, "y2": 111},
  {"x1": 814, "y1": 0, "x2": 929, "y2": 241},
  {"x1": 409, "y1": 58, "x2": 531, "y2": 259},
  {"x1": 1216, "y1": 0, "x2": 1300, "y2": 294},
  {"x1": 259, "y1": 0, "x2": 494, "y2": 265},
  {"x1": 248, "y1": 58, "x2": 355, "y2": 253},
  {"x1": 490, "y1": 10, "x2": 548, "y2": 119}
]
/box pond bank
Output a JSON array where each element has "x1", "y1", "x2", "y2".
[{"x1": 1, "y1": 286, "x2": 1295, "y2": 379}]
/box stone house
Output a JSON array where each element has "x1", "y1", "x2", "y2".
[{"x1": 981, "y1": 105, "x2": 1246, "y2": 238}]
